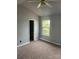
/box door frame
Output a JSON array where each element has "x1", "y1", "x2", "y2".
[{"x1": 29, "y1": 19, "x2": 35, "y2": 41}]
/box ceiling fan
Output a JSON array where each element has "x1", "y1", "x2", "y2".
[{"x1": 27, "y1": 0, "x2": 55, "y2": 8}]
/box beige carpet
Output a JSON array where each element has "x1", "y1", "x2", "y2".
[{"x1": 17, "y1": 40, "x2": 61, "y2": 59}]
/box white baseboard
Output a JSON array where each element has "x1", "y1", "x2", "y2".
[
  {"x1": 17, "y1": 42, "x2": 30, "y2": 47},
  {"x1": 40, "y1": 38, "x2": 61, "y2": 45}
]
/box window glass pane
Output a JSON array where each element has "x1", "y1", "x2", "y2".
[{"x1": 42, "y1": 20, "x2": 50, "y2": 36}]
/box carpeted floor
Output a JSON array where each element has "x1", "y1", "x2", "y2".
[{"x1": 17, "y1": 40, "x2": 61, "y2": 59}]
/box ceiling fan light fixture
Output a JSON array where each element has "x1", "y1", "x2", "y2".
[{"x1": 27, "y1": 0, "x2": 53, "y2": 8}]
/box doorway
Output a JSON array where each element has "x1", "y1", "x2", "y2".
[{"x1": 29, "y1": 20, "x2": 34, "y2": 41}]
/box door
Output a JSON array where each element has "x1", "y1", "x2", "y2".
[{"x1": 29, "y1": 20, "x2": 34, "y2": 41}]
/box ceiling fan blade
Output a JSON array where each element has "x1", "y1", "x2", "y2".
[
  {"x1": 44, "y1": 2, "x2": 52, "y2": 7},
  {"x1": 37, "y1": 3, "x2": 41, "y2": 8}
]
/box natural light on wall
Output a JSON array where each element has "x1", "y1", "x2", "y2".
[{"x1": 42, "y1": 19, "x2": 50, "y2": 36}]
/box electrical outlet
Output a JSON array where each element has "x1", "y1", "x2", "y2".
[{"x1": 20, "y1": 40, "x2": 22, "y2": 43}]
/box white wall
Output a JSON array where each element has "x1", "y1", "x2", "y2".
[
  {"x1": 50, "y1": 14, "x2": 61, "y2": 44},
  {"x1": 39, "y1": 14, "x2": 61, "y2": 45},
  {"x1": 17, "y1": 5, "x2": 39, "y2": 45}
]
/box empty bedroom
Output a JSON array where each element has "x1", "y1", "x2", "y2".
[{"x1": 17, "y1": 0, "x2": 61, "y2": 59}]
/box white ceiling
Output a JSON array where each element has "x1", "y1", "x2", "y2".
[{"x1": 17, "y1": 0, "x2": 61, "y2": 16}]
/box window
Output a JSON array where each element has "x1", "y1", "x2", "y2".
[{"x1": 42, "y1": 20, "x2": 50, "y2": 36}]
